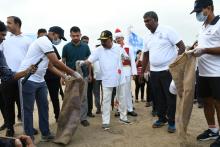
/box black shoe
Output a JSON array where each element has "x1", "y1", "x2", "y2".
[
  {"x1": 114, "y1": 111, "x2": 120, "y2": 117},
  {"x1": 0, "y1": 124, "x2": 6, "y2": 131},
  {"x1": 87, "y1": 113, "x2": 95, "y2": 118},
  {"x1": 33, "y1": 128, "x2": 38, "y2": 135},
  {"x1": 96, "y1": 109, "x2": 101, "y2": 114},
  {"x1": 127, "y1": 111, "x2": 138, "y2": 117},
  {"x1": 81, "y1": 120, "x2": 90, "y2": 127},
  {"x1": 6, "y1": 128, "x2": 14, "y2": 137},
  {"x1": 211, "y1": 136, "x2": 220, "y2": 147},
  {"x1": 197, "y1": 129, "x2": 219, "y2": 141}
]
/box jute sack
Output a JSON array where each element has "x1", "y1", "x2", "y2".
[
  {"x1": 53, "y1": 76, "x2": 85, "y2": 145},
  {"x1": 169, "y1": 53, "x2": 196, "y2": 139}
]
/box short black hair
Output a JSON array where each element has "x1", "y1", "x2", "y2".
[
  {"x1": 37, "y1": 28, "x2": 47, "y2": 35},
  {"x1": 143, "y1": 11, "x2": 158, "y2": 22},
  {"x1": 136, "y1": 50, "x2": 142, "y2": 55},
  {"x1": 8, "y1": 16, "x2": 22, "y2": 28},
  {"x1": 81, "y1": 35, "x2": 89, "y2": 40},
  {"x1": 0, "y1": 21, "x2": 7, "y2": 32},
  {"x1": 70, "y1": 26, "x2": 81, "y2": 33}
]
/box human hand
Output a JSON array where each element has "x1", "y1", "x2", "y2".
[
  {"x1": 192, "y1": 48, "x2": 206, "y2": 57},
  {"x1": 76, "y1": 60, "x2": 85, "y2": 67},
  {"x1": 26, "y1": 65, "x2": 38, "y2": 75},
  {"x1": 15, "y1": 135, "x2": 35, "y2": 147}
]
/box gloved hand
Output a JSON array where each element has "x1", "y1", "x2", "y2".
[
  {"x1": 192, "y1": 48, "x2": 206, "y2": 57},
  {"x1": 76, "y1": 60, "x2": 85, "y2": 67}
]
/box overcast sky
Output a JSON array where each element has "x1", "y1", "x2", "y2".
[{"x1": 1, "y1": 0, "x2": 220, "y2": 48}]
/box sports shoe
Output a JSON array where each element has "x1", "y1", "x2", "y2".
[
  {"x1": 41, "y1": 133, "x2": 55, "y2": 142},
  {"x1": 81, "y1": 120, "x2": 90, "y2": 127},
  {"x1": 152, "y1": 119, "x2": 167, "y2": 128},
  {"x1": 168, "y1": 124, "x2": 176, "y2": 133},
  {"x1": 210, "y1": 136, "x2": 220, "y2": 147},
  {"x1": 102, "y1": 124, "x2": 110, "y2": 130},
  {"x1": 119, "y1": 119, "x2": 132, "y2": 125},
  {"x1": 197, "y1": 129, "x2": 219, "y2": 141},
  {"x1": 127, "y1": 111, "x2": 138, "y2": 117}
]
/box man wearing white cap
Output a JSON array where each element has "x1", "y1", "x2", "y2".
[{"x1": 114, "y1": 28, "x2": 138, "y2": 116}]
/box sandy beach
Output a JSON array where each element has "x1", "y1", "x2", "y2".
[{"x1": 0, "y1": 83, "x2": 213, "y2": 147}]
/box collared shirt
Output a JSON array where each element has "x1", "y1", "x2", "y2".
[
  {"x1": 143, "y1": 25, "x2": 181, "y2": 71},
  {"x1": 88, "y1": 43, "x2": 128, "y2": 88},
  {"x1": 0, "y1": 44, "x2": 15, "y2": 82},
  {"x1": 62, "y1": 41, "x2": 91, "y2": 77},
  {"x1": 2, "y1": 33, "x2": 32, "y2": 72},
  {"x1": 197, "y1": 15, "x2": 220, "y2": 77}
]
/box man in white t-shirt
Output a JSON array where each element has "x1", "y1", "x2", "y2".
[
  {"x1": 1, "y1": 16, "x2": 32, "y2": 137},
  {"x1": 19, "y1": 26, "x2": 82, "y2": 141},
  {"x1": 190, "y1": 0, "x2": 220, "y2": 146},
  {"x1": 78, "y1": 30, "x2": 132, "y2": 130},
  {"x1": 141, "y1": 11, "x2": 185, "y2": 133},
  {"x1": 114, "y1": 29, "x2": 138, "y2": 117}
]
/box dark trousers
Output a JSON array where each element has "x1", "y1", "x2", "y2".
[
  {"x1": 147, "y1": 76, "x2": 157, "y2": 111},
  {"x1": 45, "y1": 78, "x2": 60, "y2": 120},
  {"x1": 134, "y1": 76, "x2": 145, "y2": 100},
  {"x1": 87, "y1": 81, "x2": 93, "y2": 114},
  {"x1": 1, "y1": 80, "x2": 21, "y2": 129},
  {"x1": 0, "y1": 91, "x2": 6, "y2": 125},
  {"x1": 150, "y1": 71, "x2": 176, "y2": 125}
]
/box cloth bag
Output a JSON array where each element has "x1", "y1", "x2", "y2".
[
  {"x1": 54, "y1": 62, "x2": 85, "y2": 145},
  {"x1": 169, "y1": 53, "x2": 196, "y2": 139}
]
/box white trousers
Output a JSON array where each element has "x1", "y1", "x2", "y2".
[
  {"x1": 124, "y1": 76, "x2": 133, "y2": 112},
  {"x1": 102, "y1": 84, "x2": 127, "y2": 124}
]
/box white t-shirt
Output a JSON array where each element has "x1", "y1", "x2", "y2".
[
  {"x1": 197, "y1": 16, "x2": 220, "y2": 77},
  {"x1": 2, "y1": 33, "x2": 32, "y2": 72},
  {"x1": 19, "y1": 36, "x2": 54, "y2": 83},
  {"x1": 88, "y1": 43, "x2": 128, "y2": 88},
  {"x1": 143, "y1": 25, "x2": 181, "y2": 71},
  {"x1": 121, "y1": 45, "x2": 137, "y2": 77}
]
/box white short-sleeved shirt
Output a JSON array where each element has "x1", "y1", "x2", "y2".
[
  {"x1": 197, "y1": 16, "x2": 220, "y2": 77},
  {"x1": 88, "y1": 43, "x2": 128, "y2": 88},
  {"x1": 19, "y1": 36, "x2": 54, "y2": 83},
  {"x1": 2, "y1": 34, "x2": 32, "y2": 72},
  {"x1": 143, "y1": 25, "x2": 181, "y2": 71}
]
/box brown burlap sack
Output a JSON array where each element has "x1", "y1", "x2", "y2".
[
  {"x1": 169, "y1": 53, "x2": 196, "y2": 140},
  {"x1": 53, "y1": 76, "x2": 85, "y2": 145}
]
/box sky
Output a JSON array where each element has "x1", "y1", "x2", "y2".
[{"x1": 1, "y1": 0, "x2": 220, "y2": 49}]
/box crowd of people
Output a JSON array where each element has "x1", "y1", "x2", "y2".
[{"x1": 0, "y1": 0, "x2": 220, "y2": 147}]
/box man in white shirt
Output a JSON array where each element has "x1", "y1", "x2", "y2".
[
  {"x1": 141, "y1": 11, "x2": 185, "y2": 133},
  {"x1": 1, "y1": 16, "x2": 32, "y2": 137},
  {"x1": 190, "y1": 0, "x2": 220, "y2": 146},
  {"x1": 19, "y1": 26, "x2": 82, "y2": 141},
  {"x1": 79, "y1": 30, "x2": 131, "y2": 130},
  {"x1": 114, "y1": 29, "x2": 138, "y2": 117}
]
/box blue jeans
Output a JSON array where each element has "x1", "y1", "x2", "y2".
[{"x1": 22, "y1": 80, "x2": 50, "y2": 137}]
